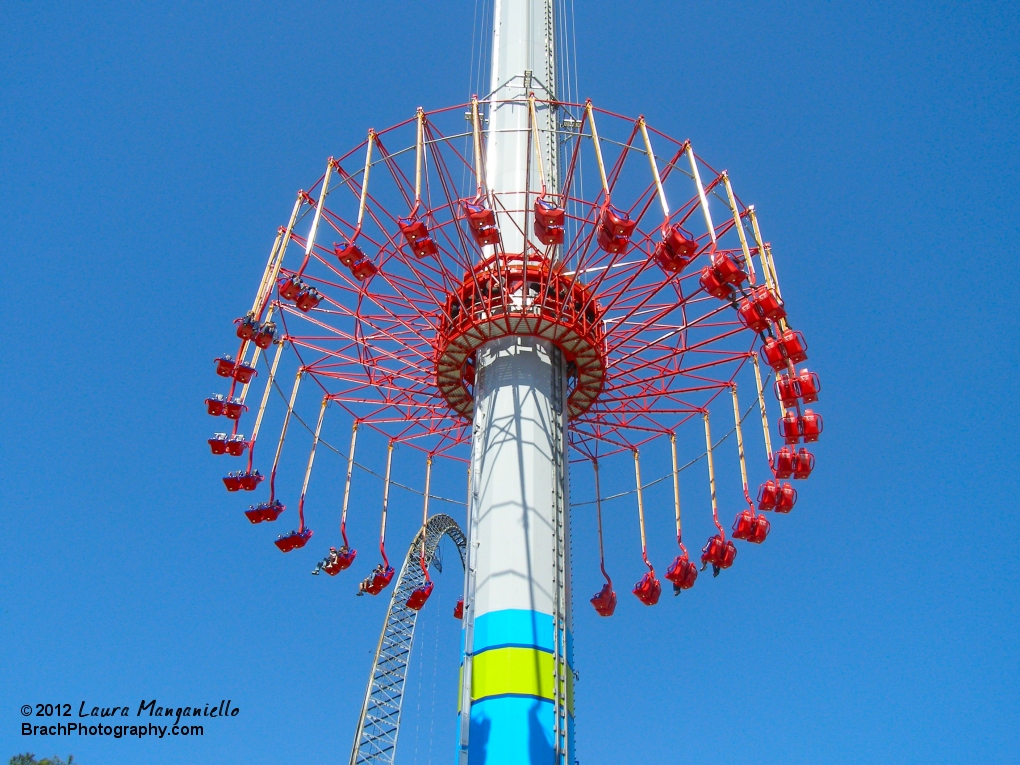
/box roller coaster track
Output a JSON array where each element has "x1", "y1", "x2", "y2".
[{"x1": 349, "y1": 513, "x2": 467, "y2": 765}]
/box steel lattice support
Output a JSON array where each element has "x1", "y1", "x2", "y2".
[{"x1": 349, "y1": 514, "x2": 467, "y2": 765}]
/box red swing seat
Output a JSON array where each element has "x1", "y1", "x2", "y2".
[
  {"x1": 245, "y1": 500, "x2": 284, "y2": 524},
  {"x1": 665, "y1": 553, "x2": 698, "y2": 590},
  {"x1": 277, "y1": 275, "x2": 304, "y2": 301},
  {"x1": 324, "y1": 548, "x2": 356, "y2": 574},
  {"x1": 335, "y1": 242, "x2": 364, "y2": 268},
  {"x1": 406, "y1": 581, "x2": 435, "y2": 611},
  {"x1": 235, "y1": 315, "x2": 258, "y2": 341},
  {"x1": 351, "y1": 259, "x2": 378, "y2": 281},
  {"x1": 232, "y1": 363, "x2": 257, "y2": 384},
  {"x1": 792, "y1": 447, "x2": 815, "y2": 480},
  {"x1": 772, "y1": 446, "x2": 796, "y2": 479},
  {"x1": 215, "y1": 356, "x2": 236, "y2": 377},
  {"x1": 205, "y1": 395, "x2": 226, "y2": 416},
  {"x1": 596, "y1": 204, "x2": 637, "y2": 254},
  {"x1": 222, "y1": 472, "x2": 244, "y2": 492},
  {"x1": 295, "y1": 287, "x2": 321, "y2": 312},
  {"x1": 632, "y1": 571, "x2": 661, "y2": 606},
  {"x1": 236, "y1": 470, "x2": 264, "y2": 491},
  {"x1": 757, "y1": 480, "x2": 797, "y2": 513},
  {"x1": 253, "y1": 323, "x2": 276, "y2": 349},
  {"x1": 462, "y1": 202, "x2": 500, "y2": 246},
  {"x1": 797, "y1": 369, "x2": 820, "y2": 403},
  {"x1": 699, "y1": 253, "x2": 747, "y2": 300},
  {"x1": 533, "y1": 198, "x2": 565, "y2": 245},
  {"x1": 780, "y1": 329, "x2": 808, "y2": 364},
  {"x1": 780, "y1": 412, "x2": 804, "y2": 444},
  {"x1": 453, "y1": 598, "x2": 465, "y2": 620},
  {"x1": 399, "y1": 217, "x2": 439, "y2": 258},
  {"x1": 222, "y1": 398, "x2": 247, "y2": 420},
  {"x1": 732, "y1": 510, "x2": 770, "y2": 544},
  {"x1": 760, "y1": 336, "x2": 787, "y2": 370},
  {"x1": 590, "y1": 582, "x2": 617, "y2": 616},
  {"x1": 363, "y1": 565, "x2": 396, "y2": 595},
  {"x1": 208, "y1": 433, "x2": 228, "y2": 455},
  {"x1": 774, "y1": 373, "x2": 801, "y2": 407},
  {"x1": 701, "y1": 534, "x2": 737, "y2": 570},
  {"x1": 225, "y1": 435, "x2": 247, "y2": 456},
  {"x1": 737, "y1": 297, "x2": 769, "y2": 332},
  {"x1": 652, "y1": 224, "x2": 698, "y2": 273},
  {"x1": 800, "y1": 410, "x2": 823, "y2": 442},
  {"x1": 275, "y1": 528, "x2": 313, "y2": 552}
]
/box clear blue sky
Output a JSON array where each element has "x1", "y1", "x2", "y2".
[{"x1": 2, "y1": 1, "x2": 1018, "y2": 763}]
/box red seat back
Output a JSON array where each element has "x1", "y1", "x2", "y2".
[
  {"x1": 800, "y1": 409, "x2": 823, "y2": 442},
  {"x1": 792, "y1": 447, "x2": 815, "y2": 479},
  {"x1": 780, "y1": 412, "x2": 803, "y2": 444},
  {"x1": 754, "y1": 286, "x2": 786, "y2": 321},
  {"x1": 253, "y1": 327, "x2": 275, "y2": 349},
  {"x1": 732, "y1": 509, "x2": 756, "y2": 540},
  {"x1": 774, "y1": 374, "x2": 800, "y2": 407},
  {"x1": 295, "y1": 288, "x2": 321, "y2": 312},
  {"x1": 711, "y1": 253, "x2": 747, "y2": 286},
  {"x1": 701, "y1": 534, "x2": 737, "y2": 570},
  {"x1": 399, "y1": 218, "x2": 428, "y2": 241},
  {"x1": 239, "y1": 471, "x2": 264, "y2": 491},
  {"x1": 780, "y1": 329, "x2": 808, "y2": 364},
  {"x1": 534, "y1": 198, "x2": 565, "y2": 229},
  {"x1": 233, "y1": 364, "x2": 256, "y2": 384},
  {"x1": 453, "y1": 598, "x2": 465, "y2": 619},
  {"x1": 235, "y1": 316, "x2": 257, "y2": 341},
  {"x1": 599, "y1": 205, "x2": 636, "y2": 239},
  {"x1": 699, "y1": 266, "x2": 734, "y2": 300},
  {"x1": 534, "y1": 218, "x2": 565, "y2": 245},
  {"x1": 406, "y1": 581, "x2": 434, "y2": 611},
  {"x1": 761, "y1": 337, "x2": 787, "y2": 370},
  {"x1": 591, "y1": 583, "x2": 617, "y2": 616},
  {"x1": 596, "y1": 225, "x2": 630, "y2": 254},
  {"x1": 758, "y1": 480, "x2": 797, "y2": 513},
  {"x1": 351, "y1": 259, "x2": 378, "y2": 281},
  {"x1": 797, "y1": 369, "x2": 820, "y2": 403},
  {"x1": 278, "y1": 276, "x2": 303, "y2": 301},
  {"x1": 215, "y1": 357, "x2": 236, "y2": 377},
  {"x1": 335, "y1": 243, "x2": 364, "y2": 267},
  {"x1": 747, "y1": 514, "x2": 770, "y2": 544},
  {"x1": 275, "y1": 528, "x2": 313, "y2": 553},
  {"x1": 775, "y1": 482, "x2": 797, "y2": 513},
  {"x1": 665, "y1": 553, "x2": 698, "y2": 590},
  {"x1": 225, "y1": 437, "x2": 247, "y2": 457},
  {"x1": 772, "y1": 446, "x2": 795, "y2": 479},
  {"x1": 631, "y1": 572, "x2": 661, "y2": 606},
  {"x1": 738, "y1": 298, "x2": 769, "y2": 332}
]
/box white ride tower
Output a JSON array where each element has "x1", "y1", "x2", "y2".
[{"x1": 458, "y1": 2, "x2": 573, "y2": 764}]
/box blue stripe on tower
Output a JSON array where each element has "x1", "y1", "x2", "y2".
[
  {"x1": 469, "y1": 696, "x2": 553, "y2": 765},
  {"x1": 474, "y1": 609, "x2": 554, "y2": 653}
]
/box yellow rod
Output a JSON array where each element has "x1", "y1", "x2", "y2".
[
  {"x1": 357, "y1": 132, "x2": 375, "y2": 229},
  {"x1": 751, "y1": 354, "x2": 774, "y2": 458},
  {"x1": 730, "y1": 385, "x2": 750, "y2": 500},
  {"x1": 639, "y1": 118, "x2": 669, "y2": 218},
  {"x1": 586, "y1": 101, "x2": 610, "y2": 196},
  {"x1": 722, "y1": 173, "x2": 755, "y2": 281},
  {"x1": 249, "y1": 340, "x2": 285, "y2": 443}
]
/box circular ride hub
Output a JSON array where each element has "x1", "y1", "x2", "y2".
[{"x1": 436, "y1": 252, "x2": 606, "y2": 420}]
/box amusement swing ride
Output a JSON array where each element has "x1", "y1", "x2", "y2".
[{"x1": 204, "y1": 2, "x2": 824, "y2": 763}]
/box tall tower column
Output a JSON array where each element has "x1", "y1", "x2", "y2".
[{"x1": 459, "y1": 2, "x2": 572, "y2": 765}]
